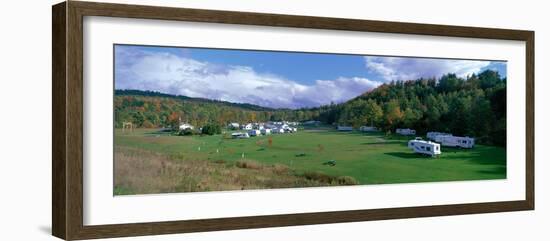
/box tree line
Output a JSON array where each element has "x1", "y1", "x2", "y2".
[
  {"x1": 316, "y1": 70, "x2": 506, "y2": 146},
  {"x1": 114, "y1": 69, "x2": 506, "y2": 146}
]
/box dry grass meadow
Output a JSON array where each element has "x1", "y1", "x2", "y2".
[{"x1": 114, "y1": 146, "x2": 345, "y2": 195}]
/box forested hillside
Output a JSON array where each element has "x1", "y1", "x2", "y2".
[
  {"x1": 320, "y1": 69, "x2": 507, "y2": 145},
  {"x1": 114, "y1": 89, "x2": 316, "y2": 129},
  {"x1": 115, "y1": 69, "x2": 506, "y2": 145}
]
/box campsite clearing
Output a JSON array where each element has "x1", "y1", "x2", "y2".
[{"x1": 114, "y1": 128, "x2": 506, "y2": 194}]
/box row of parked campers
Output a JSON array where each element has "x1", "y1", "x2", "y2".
[
  {"x1": 408, "y1": 133, "x2": 475, "y2": 157},
  {"x1": 232, "y1": 127, "x2": 298, "y2": 139}
]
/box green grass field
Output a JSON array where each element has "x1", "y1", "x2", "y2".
[{"x1": 114, "y1": 128, "x2": 506, "y2": 194}]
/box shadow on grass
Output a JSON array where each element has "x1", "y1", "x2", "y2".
[
  {"x1": 306, "y1": 130, "x2": 385, "y2": 136},
  {"x1": 361, "y1": 141, "x2": 404, "y2": 145},
  {"x1": 379, "y1": 134, "x2": 419, "y2": 144},
  {"x1": 440, "y1": 147, "x2": 506, "y2": 166},
  {"x1": 384, "y1": 152, "x2": 429, "y2": 159},
  {"x1": 477, "y1": 166, "x2": 507, "y2": 176}
]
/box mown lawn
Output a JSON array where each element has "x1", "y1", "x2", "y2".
[{"x1": 114, "y1": 128, "x2": 506, "y2": 190}]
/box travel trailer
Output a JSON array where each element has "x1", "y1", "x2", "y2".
[
  {"x1": 396, "y1": 128, "x2": 416, "y2": 135},
  {"x1": 426, "y1": 131, "x2": 452, "y2": 141},
  {"x1": 231, "y1": 132, "x2": 250, "y2": 139},
  {"x1": 408, "y1": 139, "x2": 441, "y2": 157},
  {"x1": 359, "y1": 126, "x2": 377, "y2": 132},
  {"x1": 435, "y1": 135, "x2": 475, "y2": 148},
  {"x1": 337, "y1": 126, "x2": 353, "y2": 131}
]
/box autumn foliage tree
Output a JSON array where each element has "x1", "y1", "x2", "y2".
[
  {"x1": 383, "y1": 99, "x2": 404, "y2": 130},
  {"x1": 167, "y1": 112, "x2": 180, "y2": 130}
]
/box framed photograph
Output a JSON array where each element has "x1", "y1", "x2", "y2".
[{"x1": 52, "y1": 1, "x2": 534, "y2": 240}]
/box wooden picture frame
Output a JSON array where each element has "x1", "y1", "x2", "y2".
[{"x1": 52, "y1": 1, "x2": 534, "y2": 240}]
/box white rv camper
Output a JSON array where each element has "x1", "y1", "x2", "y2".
[
  {"x1": 435, "y1": 135, "x2": 475, "y2": 148},
  {"x1": 178, "y1": 123, "x2": 194, "y2": 130},
  {"x1": 396, "y1": 128, "x2": 416, "y2": 135},
  {"x1": 408, "y1": 139, "x2": 441, "y2": 157},
  {"x1": 337, "y1": 126, "x2": 353, "y2": 131},
  {"x1": 231, "y1": 132, "x2": 250, "y2": 139},
  {"x1": 426, "y1": 131, "x2": 452, "y2": 141},
  {"x1": 248, "y1": 130, "x2": 261, "y2": 137},
  {"x1": 359, "y1": 126, "x2": 377, "y2": 132}
]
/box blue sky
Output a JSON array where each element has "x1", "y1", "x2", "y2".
[{"x1": 115, "y1": 44, "x2": 506, "y2": 109}]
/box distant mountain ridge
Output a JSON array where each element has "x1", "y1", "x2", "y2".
[{"x1": 115, "y1": 89, "x2": 275, "y2": 111}]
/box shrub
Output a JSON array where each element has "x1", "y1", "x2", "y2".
[
  {"x1": 235, "y1": 160, "x2": 262, "y2": 170},
  {"x1": 178, "y1": 128, "x2": 197, "y2": 136},
  {"x1": 336, "y1": 176, "x2": 359, "y2": 185},
  {"x1": 201, "y1": 123, "x2": 222, "y2": 135},
  {"x1": 303, "y1": 171, "x2": 335, "y2": 184},
  {"x1": 141, "y1": 120, "x2": 155, "y2": 128},
  {"x1": 302, "y1": 172, "x2": 358, "y2": 185}
]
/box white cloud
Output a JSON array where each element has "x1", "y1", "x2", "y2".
[
  {"x1": 115, "y1": 50, "x2": 382, "y2": 109},
  {"x1": 364, "y1": 56, "x2": 492, "y2": 81}
]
